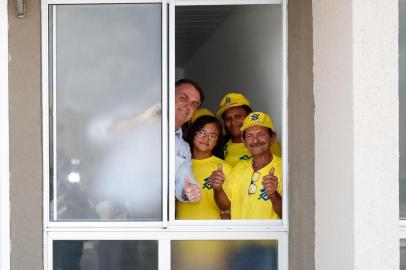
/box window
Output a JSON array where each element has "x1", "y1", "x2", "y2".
[{"x1": 42, "y1": 0, "x2": 288, "y2": 269}]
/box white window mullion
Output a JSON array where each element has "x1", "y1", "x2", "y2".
[
  {"x1": 168, "y1": 0, "x2": 176, "y2": 223},
  {"x1": 159, "y1": 239, "x2": 171, "y2": 270},
  {"x1": 161, "y1": 1, "x2": 169, "y2": 227},
  {"x1": 281, "y1": 0, "x2": 289, "y2": 227}
]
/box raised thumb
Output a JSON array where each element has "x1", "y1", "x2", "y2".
[{"x1": 218, "y1": 163, "x2": 223, "y2": 172}]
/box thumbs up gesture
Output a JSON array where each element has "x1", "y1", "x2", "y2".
[
  {"x1": 262, "y1": 167, "x2": 278, "y2": 197},
  {"x1": 209, "y1": 164, "x2": 225, "y2": 192},
  {"x1": 183, "y1": 175, "x2": 201, "y2": 202}
]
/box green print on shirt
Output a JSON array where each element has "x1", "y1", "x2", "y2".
[
  {"x1": 202, "y1": 177, "x2": 212, "y2": 189},
  {"x1": 258, "y1": 188, "x2": 270, "y2": 201},
  {"x1": 239, "y1": 154, "x2": 251, "y2": 160}
]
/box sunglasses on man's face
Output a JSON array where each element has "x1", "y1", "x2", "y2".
[{"x1": 248, "y1": 171, "x2": 260, "y2": 195}]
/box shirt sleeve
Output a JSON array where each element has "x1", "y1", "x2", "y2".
[{"x1": 175, "y1": 131, "x2": 198, "y2": 202}]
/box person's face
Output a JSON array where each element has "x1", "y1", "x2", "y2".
[
  {"x1": 223, "y1": 106, "x2": 249, "y2": 139},
  {"x1": 175, "y1": 83, "x2": 201, "y2": 129},
  {"x1": 242, "y1": 126, "x2": 275, "y2": 156},
  {"x1": 193, "y1": 123, "x2": 219, "y2": 154}
]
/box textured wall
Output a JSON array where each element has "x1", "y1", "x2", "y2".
[
  {"x1": 287, "y1": 0, "x2": 315, "y2": 269},
  {"x1": 8, "y1": 0, "x2": 43, "y2": 269},
  {"x1": 313, "y1": 0, "x2": 399, "y2": 269},
  {"x1": 352, "y1": 1, "x2": 399, "y2": 269}
]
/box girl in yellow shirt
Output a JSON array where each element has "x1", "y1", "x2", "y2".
[{"x1": 176, "y1": 114, "x2": 232, "y2": 220}]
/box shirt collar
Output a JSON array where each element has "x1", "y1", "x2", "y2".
[{"x1": 175, "y1": 128, "x2": 183, "y2": 137}]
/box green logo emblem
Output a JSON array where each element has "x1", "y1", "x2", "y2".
[
  {"x1": 258, "y1": 188, "x2": 270, "y2": 201},
  {"x1": 202, "y1": 177, "x2": 212, "y2": 189}
]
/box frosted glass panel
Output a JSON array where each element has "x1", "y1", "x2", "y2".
[
  {"x1": 400, "y1": 1, "x2": 406, "y2": 218},
  {"x1": 53, "y1": 240, "x2": 158, "y2": 270},
  {"x1": 50, "y1": 4, "x2": 162, "y2": 221},
  {"x1": 401, "y1": 240, "x2": 406, "y2": 270},
  {"x1": 171, "y1": 240, "x2": 278, "y2": 270}
]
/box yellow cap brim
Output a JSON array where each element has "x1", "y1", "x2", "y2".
[
  {"x1": 240, "y1": 122, "x2": 273, "y2": 133},
  {"x1": 216, "y1": 102, "x2": 247, "y2": 118}
]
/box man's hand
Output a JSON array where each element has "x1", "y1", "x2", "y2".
[
  {"x1": 262, "y1": 167, "x2": 278, "y2": 197},
  {"x1": 209, "y1": 164, "x2": 225, "y2": 192},
  {"x1": 183, "y1": 175, "x2": 201, "y2": 202}
]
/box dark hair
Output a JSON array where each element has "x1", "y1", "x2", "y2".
[
  {"x1": 186, "y1": 115, "x2": 225, "y2": 160},
  {"x1": 175, "y1": 78, "x2": 205, "y2": 104},
  {"x1": 242, "y1": 128, "x2": 274, "y2": 139}
]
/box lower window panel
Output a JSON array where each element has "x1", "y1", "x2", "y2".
[
  {"x1": 171, "y1": 240, "x2": 278, "y2": 270},
  {"x1": 401, "y1": 240, "x2": 406, "y2": 270},
  {"x1": 53, "y1": 240, "x2": 158, "y2": 270}
]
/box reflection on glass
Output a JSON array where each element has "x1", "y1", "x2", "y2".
[
  {"x1": 171, "y1": 240, "x2": 277, "y2": 270},
  {"x1": 53, "y1": 240, "x2": 158, "y2": 270},
  {"x1": 400, "y1": 1, "x2": 406, "y2": 218},
  {"x1": 401, "y1": 240, "x2": 406, "y2": 270},
  {"x1": 50, "y1": 4, "x2": 162, "y2": 221}
]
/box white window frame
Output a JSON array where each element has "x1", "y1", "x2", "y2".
[
  {"x1": 41, "y1": 0, "x2": 289, "y2": 269},
  {"x1": 0, "y1": 0, "x2": 10, "y2": 269}
]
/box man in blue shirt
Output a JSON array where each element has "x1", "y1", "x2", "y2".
[{"x1": 175, "y1": 79, "x2": 203, "y2": 202}]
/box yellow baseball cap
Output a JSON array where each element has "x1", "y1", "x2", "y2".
[
  {"x1": 240, "y1": 112, "x2": 274, "y2": 132},
  {"x1": 216, "y1": 93, "x2": 252, "y2": 117},
  {"x1": 191, "y1": 108, "x2": 215, "y2": 124}
]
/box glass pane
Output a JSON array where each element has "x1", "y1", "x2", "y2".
[
  {"x1": 50, "y1": 4, "x2": 162, "y2": 221},
  {"x1": 401, "y1": 240, "x2": 406, "y2": 269},
  {"x1": 171, "y1": 240, "x2": 278, "y2": 270},
  {"x1": 53, "y1": 240, "x2": 158, "y2": 270},
  {"x1": 175, "y1": 4, "x2": 283, "y2": 221},
  {"x1": 400, "y1": 0, "x2": 406, "y2": 218}
]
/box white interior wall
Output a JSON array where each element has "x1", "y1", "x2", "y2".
[{"x1": 182, "y1": 5, "x2": 282, "y2": 138}]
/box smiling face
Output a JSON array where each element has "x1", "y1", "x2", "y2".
[
  {"x1": 193, "y1": 122, "x2": 219, "y2": 154},
  {"x1": 175, "y1": 83, "x2": 201, "y2": 129},
  {"x1": 223, "y1": 106, "x2": 249, "y2": 139},
  {"x1": 242, "y1": 125, "x2": 275, "y2": 157}
]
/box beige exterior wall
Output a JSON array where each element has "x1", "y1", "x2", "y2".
[
  {"x1": 8, "y1": 0, "x2": 43, "y2": 269},
  {"x1": 288, "y1": 0, "x2": 315, "y2": 269},
  {"x1": 313, "y1": 0, "x2": 399, "y2": 269}
]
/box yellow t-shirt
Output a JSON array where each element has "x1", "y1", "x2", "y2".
[
  {"x1": 172, "y1": 240, "x2": 228, "y2": 270},
  {"x1": 176, "y1": 156, "x2": 232, "y2": 220},
  {"x1": 230, "y1": 156, "x2": 282, "y2": 219},
  {"x1": 224, "y1": 140, "x2": 282, "y2": 167}
]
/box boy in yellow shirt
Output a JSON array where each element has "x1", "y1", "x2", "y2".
[{"x1": 216, "y1": 93, "x2": 281, "y2": 166}]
